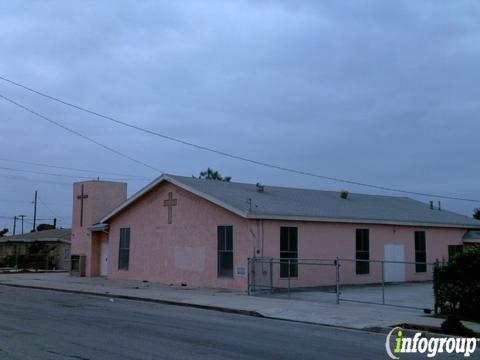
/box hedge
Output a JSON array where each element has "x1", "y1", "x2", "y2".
[{"x1": 433, "y1": 246, "x2": 480, "y2": 321}]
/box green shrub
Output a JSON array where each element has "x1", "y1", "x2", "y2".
[
  {"x1": 0, "y1": 255, "x2": 18, "y2": 268},
  {"x1": 434, "y1": 246, "x2": 480, "y2": 321},
  {"x1": 441, "y1": 315, "x2": 476, "y2": 337}
]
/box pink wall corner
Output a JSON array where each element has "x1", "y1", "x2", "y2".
[
  {"x1": 71, "y1": 180, "x2": 127, "y2": 276},
  {"x1": 106, "y1": 182, "x2": 254, "y2": 290}
]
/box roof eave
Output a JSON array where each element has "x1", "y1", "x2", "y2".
[
  {"x1": 95, "y1": 173, "x2": 480, "y2": 230},
  {"x1": 90, "y1": 223, "x2": 109, "y2": 232},
  {"x1": 98, "y1": 174, "x2": 248, "y2": 224},
  {"x1": 245, "y1": 213, "x2": 480, "y2": 229}
]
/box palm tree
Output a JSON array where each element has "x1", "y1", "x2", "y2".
[{"x1": 195, "y1": 168, "x2": 231, "y2": 182}]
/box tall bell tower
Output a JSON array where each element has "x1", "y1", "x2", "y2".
[{"x1": 70, "y1": 180, "x2": 127, "y2": 276}]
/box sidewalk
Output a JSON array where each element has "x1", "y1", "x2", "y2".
[{"x1": 0, "y1": 272, "x2": 478, "y2": 333}]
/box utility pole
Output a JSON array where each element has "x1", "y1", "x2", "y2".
[
  {"x1": 32, "y1": 190, "x2": 38, "y2": 232},
  {"x1": 53, "y1": 218, "x2": 57, "y2": 229},
  {"x1": 18, "y1": 215, "x2": 26, "y2": 235},
  {"x1": 13, "y1": 216, "x2": 17, "y2": 236}
]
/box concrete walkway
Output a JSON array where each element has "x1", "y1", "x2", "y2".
[{"x1": 0, "y1": 273, "x2": 478, "y2": 333}]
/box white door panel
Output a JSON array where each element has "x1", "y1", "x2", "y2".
[{"x1": 384, "y1": 244, "x2": 405, "y2": 282}]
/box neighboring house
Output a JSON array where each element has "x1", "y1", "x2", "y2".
[
  {"x1": 70, "y1": 175, "x2": 480, "y2": 290},
  {"x1": 0, "y1": 229, "x2": 71, "y2": 270}
]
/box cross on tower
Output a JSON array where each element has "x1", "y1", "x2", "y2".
[
  {"x1": 77, "y1": 184, "x2": 88, "y2": 227},
  {"x1": 163, "y1": 192, "x2": 177, "y2": 224}
]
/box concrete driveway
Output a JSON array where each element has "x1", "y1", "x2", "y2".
[{"x1": 271, "y1": 282, "x2": 434, "y2": 310}]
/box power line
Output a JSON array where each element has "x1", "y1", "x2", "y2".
[
  {"x1": 0, "y1": 172, "x2": 72, "y2": 186},
  {"x1": 37, "y1": 195, "x2": 59, "y2": 219},
  {"x1": 0, "y1": 165, "x2": 150, "y2": 181},
  {"x1": 1, "y1": 75, "x2": 479, "y2": 203},
  {"x1": 0, "y1": 156, "x2": 150, "y2": 179},
  {"x1": 0, "y1": 198, "x2": 32, "y2": 204},
  {"x1": 0, "y1": 215, "x2": 55, "y2": 221},
  {"x1": 0, "y1": 92, "x2": 162, "y2": 174}
]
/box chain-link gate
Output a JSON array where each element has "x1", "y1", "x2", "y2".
[
  {"x1": 248, "y1": 256, "x2": 438, "y2": 311},
  {"x1": 248, "y1": 257, "x2": 338, "y2": 298}
]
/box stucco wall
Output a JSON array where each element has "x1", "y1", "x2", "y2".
[
  {"x1": 72, "y1": 179, "x2": 469, "y2": 291},
  {"x1": 258, "y1": 221, "x2": 466, "y2": 288},
  {"x1": 104, "y1": 181, "x2": 467, "y2": 291},
  {"x1": 71, "y1": 180, "x2": 127, "y2": 276},
  {"x1": 54, "y1": 242, "x2": 71, "y2": 270},
  {"x1": 106, "y1": 182, "x2": 255, "y2": 290}
]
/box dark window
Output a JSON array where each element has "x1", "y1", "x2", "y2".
[
  {"x1": 118, "y1": 228, "x2": 130, "y2": 271},
  {"x1": 415, "y1": 231, "x2": 427, "y2": 273},
  {"x1": 217, "y1": 226, "x2": 233, "y2": 277},
  {"x1": 280, "y1": 227, "x2": 298, "y2": 278},
  {"x1": 448, "y1": 245, "x2": 463, "y2": 261},
  {"x1": 71, "y1": 255, "x2": 80, "y2": 272},
  {"x1": 356, "y1": 229, "x2": 370, "y2": 275}
]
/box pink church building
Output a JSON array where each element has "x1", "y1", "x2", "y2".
[{"x1": 70, "y1": 174, "x2": 480, "y2": 291}]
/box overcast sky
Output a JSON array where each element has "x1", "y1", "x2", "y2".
[{"x1": 0, "y1": 1, "x2": 479, "y2": 231}]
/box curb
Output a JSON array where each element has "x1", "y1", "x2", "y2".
[
  {"x1": 0, "y1": 282, "x2": 401, "y2": 335},
  {"x1": 0, "y1": 282, "x2": 264, "y2": 318}
]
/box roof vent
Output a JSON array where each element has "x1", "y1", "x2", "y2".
[
  {"x1": 340, "y1": 190, "x2": 349, "y2": 199},
  {"x1": 256, "y1": 183, "x2": 264, "y2": 192}
]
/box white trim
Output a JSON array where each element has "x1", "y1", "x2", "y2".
[
  {"x1": 99, "y1": 174, "x2": 247, "y2": 223},
  {"x1": 244, "y1": 214, "x2": 480, "y2": 229},
  {"x1": 89, "y1": 223, "x2": 109, "y2": 232},
  {"x1": 463, "y1": 238, "x2": 480, "y2": 244}
]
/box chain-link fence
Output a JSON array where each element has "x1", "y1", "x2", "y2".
[
  {"x1": 248, "y1": 257, "x2": 338, "y2": 298},
  {"x1": 248, "y1": 257, "x2": 438, "y2": 310},
  {"x1": 337, "y1": 258, "x2": 437, "y2": 310}
]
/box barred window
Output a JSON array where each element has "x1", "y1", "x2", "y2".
[
  {"x1": 415, "y1": 231, "x2": 427, "y2": 273},
  {"x1": 217, "y1": 226, "x2": 233, "y2": 277},
  {"x1": 118, "y1": 228, "x2": 130, "y2": 271},
  {"x1": 280, "y1": 227, "x2": 298, "y2": 278},
  {"x1": 356, "y1": 229, "x2": 370, "y2": 275}
]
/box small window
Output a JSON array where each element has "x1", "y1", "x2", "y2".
[
  {"x1": 356, "y1": 229, "x2": 370, "y2": 274},
  {"x1": 280, "y1": 227, "x2": 298, "y2": 278},
  {"x1": 448, "y1": 245, "x2": 463, "y2": 261},
  {"x1": 415, "y1": 231, "x2": 427, "y2": 273},
  {"x1": 64, "y1": 248, "x2": 70, "y2": 261},
  {"x1": 118, "y1": 228, "x2": 130, "y2": 271},
  {"x1": 217, "y1": 226, "x2": 233, "y2": 277},
  {"x1": 71, "y1": 255, "x2": 80, "y2": 272}
]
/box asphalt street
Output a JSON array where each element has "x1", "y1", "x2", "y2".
[{"x1": 0, "y1": 286, "x2": 451, "y2": 359}]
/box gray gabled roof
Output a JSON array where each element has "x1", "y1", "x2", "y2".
[
  {"x1": 0, "y1": 228, "x2": 71, "y2": 243},
  {"x1": 463, "y1": 230, "x2": 480, "y2": 243},
  {"x1": 99, "y1": 174, "x2": 480, "y2": 229}
]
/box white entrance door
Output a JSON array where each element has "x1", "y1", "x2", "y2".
[
  {"x1": 100, "y1": 241, "x2": 109, "y2": 276},
  {"x1": 384, "y1": 244, "x2": 405, "y2": 282}
]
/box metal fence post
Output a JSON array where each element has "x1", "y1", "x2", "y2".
[
  {"x1": 335, "y1": 257, "x2": 340, "y2": 304},
  {"x1": 247, "y1": 258, "x2": 251, "y2": 296},
  {"x1": 287, "y1": 259, "x2": 291, "y2": 299},
  {"x1": 269, "y1": 257, "x2": 273, "y2": 294},
  {"x1": 433, "y1": 260, "x2": 439, "y2": 315},
  {"x1": 381, "y1": 260, "x2": 385, "y2": 305}
]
